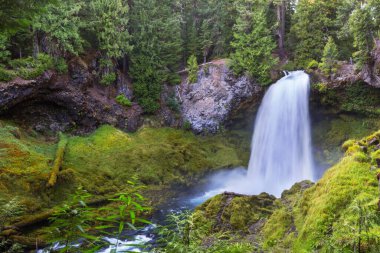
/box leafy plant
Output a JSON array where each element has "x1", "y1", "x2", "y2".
[
  {"x1": 55, "y1": 58, "x2": 68, "y2": 74},
  {"x1": 154, "y1": 211, "x2": 254, "y2": 253},
  {"x1": 100, "y1": 72, "x2": 116, "y2": 86},
  {"x1": 96, "y1": 179, "x2": 151, "y2": 252},
  {"x1": 0, "y1": 198, "x2": 26, "y2": 252},
  {"x1": 116, "y1": 94, "x2": 132, "y2": 107},
  {"x1": 48, "y1": 187, "x2": 99, "y2": 253},
  {"x1": 306, "y1": 59, "x2": 319, "y2": 71},
  {"x1": 0, "y1": 67, "x2": 16, "y2": 82},
  {"x1": 8, "y1": 53, "x2": 54, "y2": 79}
]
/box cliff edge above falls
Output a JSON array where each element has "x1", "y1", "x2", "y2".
[{"x1": 179, "y1": 60, "x2": 264, "y2": 133}]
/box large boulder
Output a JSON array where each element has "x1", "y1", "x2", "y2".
[{"x1": 179, "y1": 60, "x2": 264, "y2": 133}]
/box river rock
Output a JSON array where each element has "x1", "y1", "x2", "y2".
[{"x1": 179, "y1": 60, "x2": 264, "y2": 133}]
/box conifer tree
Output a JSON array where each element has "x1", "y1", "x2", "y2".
[
  {"x1": 321, "y1": 37, "x2": 339, "y2": 75},
  {"x1": 88, "y1": 0, "x2": 132, "y2": 60},
  {"x1": 230, "y1": 0, "x2": 278, "y2": 85},
  {"x1": 33, "y1": 1, "x2": 84, "y2": 56},
  {"x1": 129, "y1": 0, "x2": 182, "y2": 113},
  {"x1": 349, "y1": 5, "x2": 375, "y2": 69},
  {"x1": 290, "y1": 0, "x2": 342, "y2": 67}
]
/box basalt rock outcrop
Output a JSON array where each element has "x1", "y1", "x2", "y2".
[
  {"x1": 179, "y1": 60, "x2": 264, "y2": 133},
  {"x1": 0, "y1": 57, "x2": 143, "y2": 134}
]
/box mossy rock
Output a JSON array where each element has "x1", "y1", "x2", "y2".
[{"x1": 192, "y1": 192, "x2": 277, "y2": 235}]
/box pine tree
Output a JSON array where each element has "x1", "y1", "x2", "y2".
[
  {"x1": 349, "y1": 5, "x2": 375, "y2": 69},
  {"x1": 321, "y1": 37, "x2": 339, "y2": 75},
  {"x1": 33, "y1": 1, "x2": 84, "y2": 56},
  {"x1": 230, "y1": 0, "x2": 278, "y2": 85},
  {"x1": 88, "y1": 0, "x2": 132, "y2": 60},
  {"x1": 290, "y1": 0, "x2": 342, "y2": 67},
  {"x1": 129, "y1": 0, "x2": 182, "y2": 113}
]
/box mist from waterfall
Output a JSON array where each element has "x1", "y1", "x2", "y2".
[{"x1": 191, "y1": 71, "x2": 314, "y2": 203}]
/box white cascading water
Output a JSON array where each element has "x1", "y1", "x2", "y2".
[
  {"x1": 245, "y1": 70, "x2": 314, "y2": 196},
  {"x1": 191, "y1": 71, "x2": 314, "y2": 203}
]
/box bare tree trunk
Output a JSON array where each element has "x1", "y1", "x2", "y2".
[{"x1": 277, "y1": 0, "x2": 286, "y2": 60}]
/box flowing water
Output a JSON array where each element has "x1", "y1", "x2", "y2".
[
  {"x1": 246, "y1": 70, "x2": 314, "y2": 195},
  {"x1": 193, "y1": 71, "x2": 315, "y2": 199}
]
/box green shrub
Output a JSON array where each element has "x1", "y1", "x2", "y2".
[
  {"x1": 139, "y1": 97, "x2": 160, "y2": 113},
  {"x1": 306, "y1": 59, "x2": 319, "y2": 70},
  {"x1": 0, "y1": 34, "x2": 10, "y2": 65},
  {"x1": 313, "y1": 82, "x2": 328, "y2": 93},
  {"x1": 183, "y1": 120, "x2": 192, "y2": 131},
  {"x1": 0, "y1": 68, "x2": 16, "y2": 82},
  {"x1": 167, "y1": 73, "x2": 181, "y2": 86},
  {"x1": 116, "y1": 94, "x2": 132, "y2": 107},
  {"x1": 54, "y1": 58, "x2": 68, "y2": 74},
  {"x1": 100, "y1": 72, "x2": 116, "y2": 86},
  {"x1": 166, "y1": 95, "x2": 180, "y2": 112},
  {"x1": 9, "y1": 54, "x2": 54, "y2": 80},
  {"x1": 187, "y1": 54, "x2": 199, "y2": 84},
  {"x1": 9, "y1": 57, "x2": 36, "y2": 69}
]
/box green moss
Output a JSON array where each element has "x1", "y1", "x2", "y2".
[
  {"x1": 64, "y1": 126, "x2": 245, "y2": 188},
  {"x1": 0, "y1": 121, "x2": 57, "y2": 210},
  {"x1": 342, "y1": 139, "x2": 356, "y2": 151},
  {"x1": 0, "y1": 122, "x2": 248, "y2": 218},
  {"x1": 192, "y1": 192, "x2": 276, "y2": 239},
  {"x1": 291, "y1": 132, "x2": 380, "y2": 252},
  {"x1": 261, "y1": 207, "x2": 292, "y2": 250}
]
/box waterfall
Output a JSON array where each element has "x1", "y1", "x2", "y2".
[
  {"x1": 191, "y1": 71, "x2": 314, "y2": 202},
  {"x1": 246, "y1": 70, "x2": 314, "y2": 196}
]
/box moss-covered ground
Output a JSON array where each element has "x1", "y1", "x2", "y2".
[{"x1": 0, "y1": 121, "x2": 249, "y2": 216}]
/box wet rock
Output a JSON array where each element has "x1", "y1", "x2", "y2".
[
  {"x1": 68, "y1": 56, "x2": 90, "y2": 87},
  {"x1": 368, "y1": 137, "x2": 379, "y2": 146},
  {"x1": 179, "y1": 60, "x2": 264, "y2": 133}
]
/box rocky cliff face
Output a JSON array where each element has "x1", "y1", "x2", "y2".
[
  {"x1": 179, "y1": 60, "x2": 264, "y2": 133},
  {"x1": 0, "y1": 57, "x2": 143, "y2": 134}
]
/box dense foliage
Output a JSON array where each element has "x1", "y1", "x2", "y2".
[{"x1": 1, "y1": 0, "x2": 379, "y2": 111}]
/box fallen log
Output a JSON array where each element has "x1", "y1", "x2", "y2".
[
  {"x1": 3, "y1": 195, "x2": 112, "y2": 231},
  {"x1": 47, "y1": 132, "x2": 68, "y2": 188}
]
